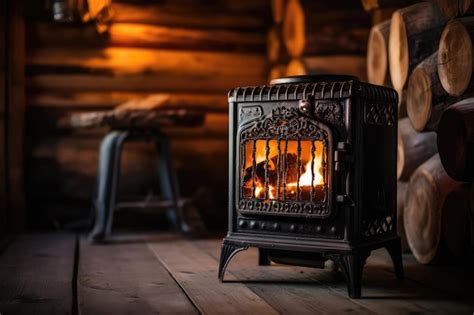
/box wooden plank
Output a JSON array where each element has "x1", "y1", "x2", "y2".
[
  {"x1": 0, "y1": 233, "x2": 76, "y2": 314},
  {"x1": 195, "y1": 240, "x2": 372, "y2": 314},
  {"x1": 147, "y1": 239, "x2": 279, "y2": 315},
  {"x1": 28, "y1": 91, "x2": 228, "y2": 112},
  {"x1": 111, "y1": 2, "x2": 267, "y2": 31},
  {"x1": 28, "y1": 22, "x2": 265, "y2": 53},
  {"x1": 26, "y1": 47, "x2": 265, "y2": 78},
  {"x1": 368, "y1": 249, "x2": 474, "y2": 304},
  {"x1": 26, "y1": 72, "x2": 261, "y2": 94},
  {"x1": 78, "y1": 238, "x2": 198, "y2": 314},
  {"x1": 26, "y1": 47, "x2": 266, "y2": 93},
  {"x1": 197, "y1": 239, "x2": 473, "y2": 314}
]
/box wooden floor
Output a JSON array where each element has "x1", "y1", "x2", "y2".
[{"x1": 0, "y1": 233, "x2": 473, "y2": 314}]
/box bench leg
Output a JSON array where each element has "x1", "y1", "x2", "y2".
[
  {"x1": 156, "y1": 135, "x2": 187, "y2": 232},
  {"x1": 89, "y1": 131, "x2": 128, "y2": 242}
]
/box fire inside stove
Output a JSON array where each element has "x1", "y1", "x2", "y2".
[{"x1": 241, "y1": 139, "x2": 326, "y2": 203}]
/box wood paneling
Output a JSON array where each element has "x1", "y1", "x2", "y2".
[
  {"x1": 25, "y1": 1, "x2": 268, "y2": 228},
  {"x1": 6, "y1": 0, "x2": 26, "y2": 230},
  {"x1": 0, "y1": 0, "x2": 7, "y2": 239},
  {"x1": 0, "y1": 0, "x2": 26, "y2": 237}
]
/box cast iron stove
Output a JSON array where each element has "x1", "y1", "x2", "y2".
[{"x1": 218, "y1": 75, "x2": 404, "y2": 298}]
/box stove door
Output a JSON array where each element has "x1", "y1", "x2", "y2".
[{"x1": 236, "y1": 104, "x2": 334, "y2": 219}]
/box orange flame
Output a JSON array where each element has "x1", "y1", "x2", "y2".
[{"x1": 245, "y1": 139, "x2": 325, "y2": 200}]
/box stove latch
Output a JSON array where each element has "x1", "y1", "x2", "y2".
[{"x1": 334, "y1": 142, "x2": 352, "y2": 172}]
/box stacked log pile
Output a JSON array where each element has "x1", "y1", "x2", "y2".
[
  {"x1": 25, "y1": 0, "x2": 269, "y2": 228},
  {"x1": 267, "y1": 0, "x2": 371, "y2": 81},
  {"x1": 365, "y1": 0, "x2": 474, "y2": 263}
]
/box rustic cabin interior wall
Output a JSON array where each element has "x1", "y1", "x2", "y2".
[
  {"x1": 0, "y1": 0, "x2": 26, "y2": 240},
  {"x1": 25, "y1": 0, "x2": 270, "y2": 229}
]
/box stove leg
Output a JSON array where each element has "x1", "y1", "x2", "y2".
[
  {"x1": 385, "y1": 238, "x2": 404, "y2": 280},
  {"x1": 328, "y1": 252, "x2": 368, "y2": 298},
  {"x1": 218, "y1": 242, "x2": 248, "y2": 282},
  {"x1": 258, "y1": 248, "x2": 271, "y2": 266}
]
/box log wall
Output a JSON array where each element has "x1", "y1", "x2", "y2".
[
  {"x1": 25, "y1": 0, "x2": 270, "y2": 230},
  {"x1": 0, "y1": 0, "x2": 26, "y2": 239}
]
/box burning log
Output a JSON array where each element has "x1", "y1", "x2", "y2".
[
  {"x1": 388, "y1": 2, "x2": 447, "y2": 91},
  {"x1": 243, "y1": 153, "x2": 302, "y2": 190},
  {"x1": 397, "y1": 118, "x2": 437, "y2": 181},
  {"x1": 438, "y1": 17, "x2": 474, "y2": 97},
  {"x1": 404, "y1": 154, "x2": 462, "y2": 264},
  {"x1": 437, "y1": 99, "x2": 474, "y2": 181},
  {"x1": 242, "y1": 150, "x2": 325, "y2": 202}
]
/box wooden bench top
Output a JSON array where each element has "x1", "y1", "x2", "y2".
[{"x1": 70, "y1": 94, "x2": 205, "y2": 130}]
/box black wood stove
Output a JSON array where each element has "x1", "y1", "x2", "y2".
[{"x1": 218, "y1": 75, "x2": 404, "y2": 298}]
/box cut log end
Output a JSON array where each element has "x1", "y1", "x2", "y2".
[
  {"x1": 438, "y1": 20, "x2": 473, "y2": 97},
  {"x1": 460, "y1": 0, "x2": 474, "y2": 15},
  {"x1": 268, "y1": 65, "x2": 287, "y2": 82},
  {"x1": 441, "y1": 185, "x2": 472, "y2": 259},
  {"x1": 267, "y1": 27, "x2": 281, "y2": 63},
  {"x1": 389, "y1": 10, "x2": 409, "y2": 91},
  {"x1": 436, "y1": 0, "x2": 461, "y2": 19},
  {"x1": 397, "y1": 131, "x2": 404, "y2": 179},
  {"x1": 367, "y1": 25, "x2": 388, "y2": 85},
  {"x1": 282, "y1": 0, "x2": 306, "y2": 58},
  {"x1": 286, "y1": 58, "x2": 307, "y2": 76},
  {"x1": 438, "y1": 101, "x2": 474, "y2": 181},
  {"x1": 407, "y1": 67, "x2": 432, "y2": 132},
  {"x1": 272, "y1": 0, "x2": 285, "y2": 24},
  {"x1": 405, "y1": 169, "x2": 440, "y2": 264}
]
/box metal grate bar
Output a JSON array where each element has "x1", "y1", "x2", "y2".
[
  {"x1": 276, "y1": 139, "x2": 281, "y2": 200},
  {"x1": 264, "y1": 139, "x2": 270, "y2": 199},
  {"x1": 283, "y1": 138, "x2": 289, "y2": 200},
  {"x1": 241, "y1": 141, "x2": 246, "y2": 198},
  {"x1": 310, "y1": 140, "x2": 315, "y2": 202},
  {"x1": 296, "y1": 139, "x2": 301, "y2": 201},
  {"x1": 251, "y1": 140, "x2": 257, "y2": 199},
  {"x1": 322, "y1": 140, "x2": 327, "y2": 202}
]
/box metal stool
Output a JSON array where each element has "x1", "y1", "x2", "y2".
[{"x1": 88, "y1": 129, "x2": 185, "y2": 242}]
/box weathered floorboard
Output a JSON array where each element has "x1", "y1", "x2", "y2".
[
  {"x1": 148, "y1": 238, "x2": 279, "y2": 315},
  {"x1": 78, "y1": 237, "x2": 198, "y2": 315},
  {"x1": 0, "y1": 234, "x2": 76, "y2": 315},
  {"x1": 196, "y1": 240, "x2": 372, "y2": 314},
  {"x1": 196, "y1": 239, "x2": 474, "y2": 314}
]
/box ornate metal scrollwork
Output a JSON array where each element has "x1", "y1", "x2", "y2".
[
  {"x1": 241, "y1": 107, "x2": 330, "y2": 141},
  {"x1": 238, "y1": 106, "x2": 331, "y2": 218},
  {"x1": 314, "y1": 100, "x2": 343, "y2": 126}
]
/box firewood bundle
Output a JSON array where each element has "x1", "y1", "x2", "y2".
[
  {"x1": 266, "y1": 0, "x2": 370, "y2": 82},
  {"x1": 365, "y1": 0, "x2": 474, "y2": 264}
]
